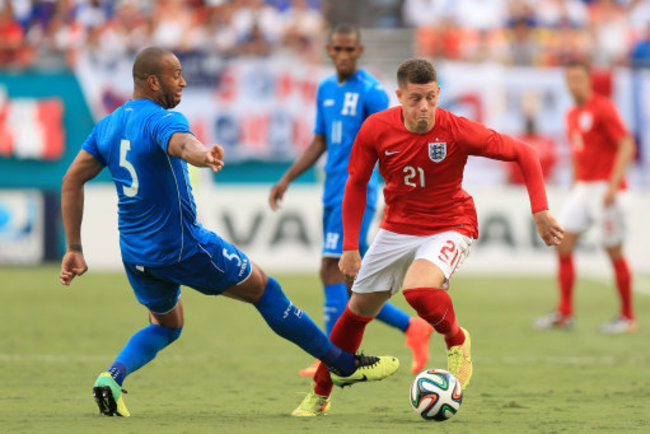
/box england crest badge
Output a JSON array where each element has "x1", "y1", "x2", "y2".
[{"x1": 428, "y1": 142, "x2": 447, "y2": 163}]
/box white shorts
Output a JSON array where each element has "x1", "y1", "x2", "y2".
[
  {"x1": 559, "y1": 181, "x2": 628, "y2": 247},
  {"x1": 352, "y1": 229, "x2": 473, "y2": 295}
]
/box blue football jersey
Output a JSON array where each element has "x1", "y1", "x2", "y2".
[
  {"x1": 82, "y1": 98, "x2": 206, "y2": 266},
  {"x1": 314, "y1": 69, "x2": 389, "y2": 206}
]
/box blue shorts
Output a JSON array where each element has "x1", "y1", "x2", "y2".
[
  {"x1": 322, "y1": 202, "x2": 376, "y2": 258},
  {"x1": 123, "y1": 232, "x2": 252, "y2": 314}
]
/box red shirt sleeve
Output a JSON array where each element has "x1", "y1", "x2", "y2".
[
  {"x1": 599, "y1": 99, "x2": 628, "y2": 143},
  {"x1": 342, "y1": 119, "x2": 379, "y2": 250},
  {"x1": 453, "y1": 115, "x2": 549, "y2": 214}
]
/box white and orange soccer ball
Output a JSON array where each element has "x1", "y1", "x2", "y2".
[{"x1": 409, "y1": 368, "x2": 463, "y2": 421}]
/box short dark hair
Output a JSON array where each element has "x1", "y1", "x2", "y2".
[
  {"x1": 564, "y1": 57, "x2": 591, "y2": 74},
  {"x1": 397, "y1": 58, "x2": 437, "y2": 88},
  {"x1": 328, "y1": 23, "x2": 361, "y2": 44}
]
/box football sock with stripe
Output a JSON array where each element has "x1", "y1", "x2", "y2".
[
  {"x1": 254, "y1": 277, "x2": 356, "y2": 376},
  {"x1": 403, "y1": 287, "x2": 464, "y2": 349},
  {"x1": 110, "y1": 323, "x2": 182, "y2": 385}
]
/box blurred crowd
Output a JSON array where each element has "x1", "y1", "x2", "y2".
[
  {"x1": 1, "y1": 0, "x2": 649, "y2": 69},
  {"x1": 406, "y1": 0, "x2": 650, "y2": 68},
  {"x1": 0, "y1": 0, "x2": 325, "y2": 68}
]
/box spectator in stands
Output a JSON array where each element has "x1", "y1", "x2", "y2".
[
  {"x1": 282, "y1": 0, "x2": 325, "y2": 60},
  {"x1": 506, "y1": 17, "x2": 541, "y2": 66},
  {"x1": 589, "y1": 0, "x2": 630, "y2": 66},
  {"x1": 0, "y1": 0, "x2": 26, "y2": 66},
  {"x1": 631, "y1": 22, "x2": 650, "y2": 69}
]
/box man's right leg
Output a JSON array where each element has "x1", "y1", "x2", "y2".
[
  {"x1": 314, "y1": 257, "x2": 431, "y2": 377},
  {"x1": 534, "y1": 232, "x2": 579, "y2": 330},
  {"x1": 401, "y1": 259, "x2": 472, "y2": 388},
  {"x1": 223, "y1": 264, "x2": 398, "y2": 384}
]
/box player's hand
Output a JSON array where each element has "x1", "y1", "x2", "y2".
[
  {"x1": 533, "y1": 210, "x2": 565, "y2": 246},
  {"x1": 603, "y1": 186, "x2": 617, "y2": 206},
  {"x1": 269, "y1": 178, "x2": 289, "y2": 211},
  {"x1": 339, "y1": 250, "x2": 361, "y2": 281},
  {"x1": 205, "y1": 144, "x2": 225, "y2": 172},
  {"x1": 59, "y1": 251, "x2": 88, "y2": 286}
]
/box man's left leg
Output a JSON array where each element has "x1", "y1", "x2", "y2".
[
  {"x1": 94, "y1": 264, "x2": 185, "y2": 417},
  {"x1": 294, "y1": 291, "x2": 392, "y2": 416},
  {"x1": 402, "y1": 257, "x2": 472, "y2": 389}
]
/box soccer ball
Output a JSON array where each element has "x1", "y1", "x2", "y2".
[{"x1": 409, "y1": 369, "x2": 463, "y2": 421}]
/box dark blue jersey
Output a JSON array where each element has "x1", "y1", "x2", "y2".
[
  {"x1": 82, "y1": 98, "x2": 206, "y2": 266},
  {"x1": 314, "y1": 69, "x2": 388, "y2": 206}
]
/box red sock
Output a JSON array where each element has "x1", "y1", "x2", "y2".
[
  {"x1": 557, "y1": 254, "x2": 575, "y2": 316},
  {"x1": 403, "y1": 287, "x2": 464, "y2": 349},
  {"x1": 612, "y1": 257, "x2": 633, "y2": 320},
  {"x1": 313, "y1": 307, "x2": 373, "y2": 396}
]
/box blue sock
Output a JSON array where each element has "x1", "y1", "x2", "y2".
[
  {"x1": 323, "y1": 283, "x2": 349, "y2": 335},
  {"x1": 254, "y1": 277, "x2": 355, "y2": 376},
  {"x1": 376, "y1": 302, "x2": 411, "y2": 332},
  {"x1": 109, "y1": 324, "x2": 182, "y2": 385}
]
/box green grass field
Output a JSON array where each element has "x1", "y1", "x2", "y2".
[{"x1": 1, "y1": 266, "x2": 648, "y2": 433}]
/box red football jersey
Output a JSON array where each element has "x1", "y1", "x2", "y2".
[
  {"x1": 566, "y1": 93, "x2": 628, "y2": 184},
  {"x1": 342, "y1": 106, "x2": 549, "y2": 248}
]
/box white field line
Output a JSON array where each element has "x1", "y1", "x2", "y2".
[{"x1": 0, "y1": 354, "x2": 646, "y2": 365}]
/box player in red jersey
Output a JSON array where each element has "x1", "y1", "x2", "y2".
[
  {"x1": 292, "y1": 58, "x2": 564, "y2": 416},
  {"x1": 534, "y1": 62, "x2": 637, "y2": 334}
]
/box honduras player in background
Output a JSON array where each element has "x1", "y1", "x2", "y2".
[
  {"x1": 59, "y1": 46, "x2": 399, "y2": 417},
  {"x1": 269, "y1": 24, "x2": 432, "y2": 381}
]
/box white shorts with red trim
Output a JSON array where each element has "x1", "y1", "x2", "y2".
[
  {"x1": 351, "y1": 229, "x2": 473, "y2": 295},
  {"x1": 559, "y1": 181, "x2": 628, "y2": 247}
]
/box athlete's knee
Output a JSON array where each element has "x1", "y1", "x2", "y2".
[
  {"x1": 605, "y1": 245, "x2": 624, "y2": 261},
  {"x1": 223, "y1": 263, "x2": 268, "y2": 303},
  {"x1": 403, "y1": 260, "x2": 446, "y2": 289},
  {"x1": 347, "y1": 292, "x2": 387, "y2": 318},
  {"x1": 154, "y1": 324, "x2": 183, "y2": 345},
  {"x1": 167, "y1": 326, "x2": 182, "y2": 343}
]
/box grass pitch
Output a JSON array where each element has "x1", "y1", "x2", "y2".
[{"x1": 1, "y1": 266, "x2": 648, "y2": 433}]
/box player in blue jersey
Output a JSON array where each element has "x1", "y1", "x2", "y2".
[
  {"x1": 269, "y1": 25, "x2": 432, "y2": 383},
  {"x1": 59, "y1": 46, "x2": 399, "y2": 417}
]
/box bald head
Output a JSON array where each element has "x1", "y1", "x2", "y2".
[
  {"x1": 132, "y1": 47, "x2": 186, "y2": 109},
  {"x1": 133, "y1": 47, "x2": 174, "y2": 84}
]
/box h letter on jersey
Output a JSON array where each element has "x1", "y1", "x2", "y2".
[
  {"x1": 341, "y1": 92, "x2": 359, "y2": 116},
  {"x1": 428, "y1": 142, "x2": 447, "y2": 163}
]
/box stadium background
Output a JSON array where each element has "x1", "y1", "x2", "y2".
[{"x1": 1, "y1": 0, "x2": 649, "y2": 277}]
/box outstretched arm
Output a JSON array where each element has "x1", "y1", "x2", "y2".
[
  {"x1": 167, "y1": 132, "x2": 225, "y2": 172},
  {"x1": 457, "y1": 116, "x2": 564, "y2": 246},
  {"x1": 60, "y1": 150, "x2": 104, "y2": 285},
  {"x1": 269, "y1": 134, "x2": 326, "y2": 210}
]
